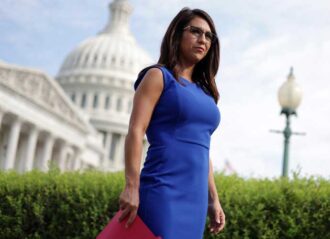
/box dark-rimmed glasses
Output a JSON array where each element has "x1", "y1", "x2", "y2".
[{"x1": 183, "y1": 25, "x2": 217, "y2": 44}]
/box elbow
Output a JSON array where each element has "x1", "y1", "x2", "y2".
[{"x1": 127, "y1": 123, "x2": 146, "y2": 141}]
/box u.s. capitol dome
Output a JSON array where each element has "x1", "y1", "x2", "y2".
[{"x1": 56, "y1": 0, "x2": 152, "y2": 171}]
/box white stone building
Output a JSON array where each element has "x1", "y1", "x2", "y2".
[
  {"x1": 0, "y1": 62, "x2": 103, "y2": 172},
  {"x1": 0, "y1": 0, "x2": 152, "y2": 172}
]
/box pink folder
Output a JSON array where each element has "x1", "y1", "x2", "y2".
[{"x1": 97, "y1": 210, "x2": 162, "y2": 239}]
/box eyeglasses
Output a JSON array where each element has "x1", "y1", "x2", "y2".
[{"x1": 183, "y1": 25, "x2": 217, "y2": 44}]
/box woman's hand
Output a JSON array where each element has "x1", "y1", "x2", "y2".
[
  {"x1": 118, "y1": 185, "x2": 140, "y2": 228},
  {"x1": 207, "y1": 199, "x2": 226, "y2": 234}
]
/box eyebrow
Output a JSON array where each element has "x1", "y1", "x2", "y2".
[{"x1": 190, "y1": 25, "x2": 212, "y2": 33}]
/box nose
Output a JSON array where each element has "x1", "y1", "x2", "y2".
[{"x1": 197, "y1": 33, "x2": 207, "y2": 44}]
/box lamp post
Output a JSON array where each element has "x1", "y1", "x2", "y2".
[{"x1": 271, "y1": 67, "x2": 304, "y2": 178}]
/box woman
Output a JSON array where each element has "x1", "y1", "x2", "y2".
[{"x1": 118, "y1": 7, "x2": 225, "y2": 239}]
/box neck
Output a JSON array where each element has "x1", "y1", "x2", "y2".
[{"x1": 177, "y1": 60, "x2": 195, "y2": 80}]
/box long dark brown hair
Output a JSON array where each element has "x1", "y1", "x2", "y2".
[{"x1": 158, "y1": 7, "x2": 220, "y2": 103}]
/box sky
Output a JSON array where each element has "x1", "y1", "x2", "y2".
[{"x1": 1, "y1": 0, "x2": 329, "y2": 179}]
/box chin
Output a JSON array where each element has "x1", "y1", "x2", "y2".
[
  {"x1": 184, "y1": 53, "x2": 206, "y2": 65},
  {"x1": 191, "y1": 55, "x2": 205, "y2": 64}
]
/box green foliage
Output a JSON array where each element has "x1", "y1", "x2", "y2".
[
  {"x1": 0, "y1": 169, "x2": 329, "y2": 239},
  {"x1": 204, "y1": 172, "x2": 330, "y2": 239},
  {"x1": 0, "y1": 168, "x2": 124, "y2": 239}
]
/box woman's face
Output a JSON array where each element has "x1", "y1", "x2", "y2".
[{"x1": 179, "y1": 16, "x2": 212, "y2": 65}]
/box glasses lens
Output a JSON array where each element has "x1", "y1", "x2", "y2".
[
  {"x1": 205, "y1": 32, "x2": 213, "y2": 42},
  {"x1": 185, "y1": 26, "x2": 217, "y2": 43},
  {"x1": 190, "y1": 26, "x2": 202, "y2": 36},
  {"x1": 209, "y1": 32, "x2": 217, "y2": 43}
]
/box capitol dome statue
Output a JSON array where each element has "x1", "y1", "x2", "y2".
[{"x1": 56, "y1": 0, "x2": 152, "y2": 171}]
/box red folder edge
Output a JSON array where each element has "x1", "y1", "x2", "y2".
[{"x1": 97, "y1": 210, "x2": 162, "y2": 239}]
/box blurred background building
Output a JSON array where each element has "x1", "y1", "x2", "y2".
[{"x1": 0, "y1": 0, "x2": 152, "y2": 172}]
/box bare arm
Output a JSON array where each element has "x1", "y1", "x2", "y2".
[
  {"x1": 208, "y1": 157, "x2": 226, "y2": 234},
  {"x1": 118, "y1": 67, "x2": 164, "y2": 227},
  {"x1": 208, "y1": 158, "x2": 219, "y2": 203}
]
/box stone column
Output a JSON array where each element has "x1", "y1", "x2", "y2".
[
  {"x1": 3, "y1": 117, "x2": 22, "y2": 170},
  {"x1": 99, "y1": 92, "x2": 106, "y2": 111},
  {"x1": 0, "y1": 109, "x2": 5, "y2": 131},
  {"x1": 87, "y1": 91, "x2": 93, "y2": 111},
  {"x1": 75, "y1": 92, "x2": 81, "y2": 108},
  {"x1": 105, "y1": 132, "x2": 113, "y2": 163},
  {"x1": 24, "y1": 125, "x2": 39, "y2": 172},
  {"x1": 80, "y1": 161, "x2": 86, "y2": 170},
  {"x1": 72, "y1": 148, "x2": 82, "y2": 171},
  {"x1": 111, "y1": 94, "x2": 117, "y2": 112},
  {"x1": 65, "y1": 147, "x2": 74, "y2": 170},
  {"x1": 114, "y1": 134, "x2": 125, "y2": 169},
  {"x1": 40, "y1": 134, "x2": 55, "y2": 172},
  {"x1": 127, "y1": 97, "x2": 132, "y2": 114},
  {"x1": 121, "y1": 97, "x2": 127, "y2": 114},
  {"x1": 58, "y1": 142, "x2": 68, "y2": 172}
]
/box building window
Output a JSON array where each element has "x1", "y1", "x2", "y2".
[
  {"x1": 116, "y1": 97, "x2": 122, "y2": 112},
  {"x1": 109, "y1": 133, "x2": 121, "y2": 161},
  {"x1": 93, "y1": 93, "x2": 98, "y2": 108},
  {"x1": 105, "y1": 95, "x2": 111, "y2": 109},
  {"x1": 71, "y1": 93, "x2": 75, "y2": 102},
  {"x1": 81, "y1": 93, "x2": 87, "y2": 108},
  {"x1": 99, "y1": 130, "x2": 107, "y2": 146}
]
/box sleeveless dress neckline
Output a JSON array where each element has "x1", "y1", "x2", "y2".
[{"x1": 179, "y1": 76, "x2": 195, "y2": 84}]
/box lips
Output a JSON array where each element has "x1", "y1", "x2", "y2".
[{"x1": 194, "y1": 47, "x2": 205, "y2": 53}]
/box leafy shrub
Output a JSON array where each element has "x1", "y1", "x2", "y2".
[{"x1": 0, "y1": 169, "x2": 329, "y2": 239}]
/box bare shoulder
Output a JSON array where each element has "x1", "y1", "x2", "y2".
[
  {"x1": 136, "y1": 67, "x2": 164, "y2": 93},
  {"x1": 144, "y1": 67, "x2": 163, "y2": 78}
]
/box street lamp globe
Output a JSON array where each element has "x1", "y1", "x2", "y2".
[{"x1": 278, "y1": 67, "x2": 303, "y2": 115}]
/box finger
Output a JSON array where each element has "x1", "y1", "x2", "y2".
[
  {"x1": 210, "y1": 220, "x2": 218, "y2": 227},
  {"x1": 214, "y1": 221, "x2": 225, "y2": 233},
  {"x1": 219, "y1": 221, "x2": 225, "y2": 231},
  {"x1": 210, "y1": 223, "x2": 218, "y2": 232},
  {"x1": 119, "y1": 203, "x2": 127, "y2": 211},
  {"x1": 126, "y1": 210, "x2": 137, "y2": 228},
  {"x1": 118, "y1": 208, "x2": 130, "y2": 222},
  {"x1": 214, "y1": 212, "x2": 225, "y2": 230},
  {"x1": 213, "y1": 225, "x2": 221, "y2": 234},
  {"x1": 211, "y1": 225, "x2": 219, "y2": 234},
  {"x1": 219, "y1": 214, "x2": 226, "y2": 231},
  {"x1": 211, "y1": 221, "x2": 222, "y2": 234},
  {"x1": 119, "y1": 198, "x2": 127, "y2": 209},
  {"x1": 216, "y1": 226, "x2": 223, "y2": 234}
]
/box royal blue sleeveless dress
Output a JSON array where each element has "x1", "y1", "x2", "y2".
[{"x1": 135, "y1": 65, "x2": 221, "y2": 239}]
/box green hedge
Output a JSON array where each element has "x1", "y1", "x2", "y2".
[{"x1": 0, "y1": 169, "x2": 329, "y2": 239}]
